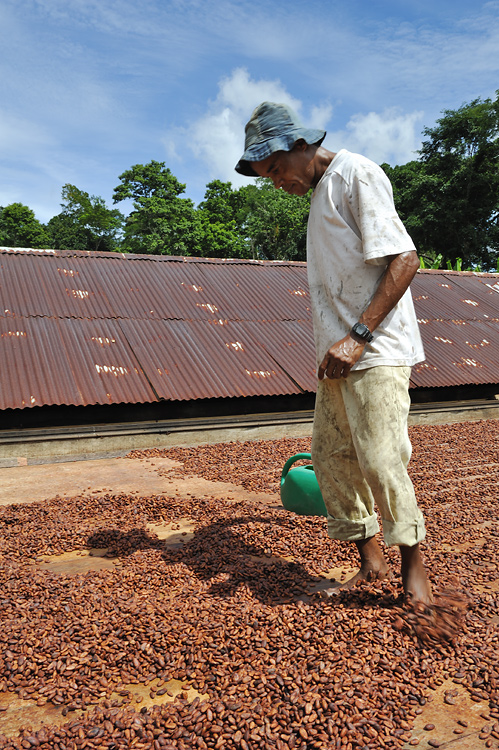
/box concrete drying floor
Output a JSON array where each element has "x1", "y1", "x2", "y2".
[{"x1": 0, "y1": 453, "x2": 497, "y2": 749}]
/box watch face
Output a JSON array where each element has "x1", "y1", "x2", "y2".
[{"x1": 353, "y1": 323, "x2": 373, "y2": 341}]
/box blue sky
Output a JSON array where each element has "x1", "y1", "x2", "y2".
[{"x1": 2, "y1": 0, "x2": 498, "y2": 224}]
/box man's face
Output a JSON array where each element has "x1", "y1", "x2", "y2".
[{"x1": 252, "y1": 142, "x2": 315, "y2": 195}]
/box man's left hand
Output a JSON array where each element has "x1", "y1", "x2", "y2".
[{"x1": 317, "y1": 334, "x2": 366, "y2": 380}]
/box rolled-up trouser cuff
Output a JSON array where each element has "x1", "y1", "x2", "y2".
[
  {"x1": 327, "y1": 512, "x2": 380, "y2": 542},
  {"x1": 382, "y1": 513, "x2": 426, "y2": 547}
]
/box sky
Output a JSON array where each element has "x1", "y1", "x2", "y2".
[{"x1": 1, "y1": 0, "x2": 498, "y2": 224}]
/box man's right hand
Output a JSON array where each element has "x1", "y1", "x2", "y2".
[{"x1": 317, "y1": 334, "x2": 366, "y2": 380}]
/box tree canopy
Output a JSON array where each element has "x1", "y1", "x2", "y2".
[
  {"x1": 59, "y1": 184, "x2": 124, "y2": 252},
  {"x1": 383, "y1": 91, "x2": 499, "y2": 270},
  {"x1": 2, "y1": 92, "x2": 498, "y2": 269},
  {"x1": 113, "y1": 161, "x2": 204, "y2": 256},
  {"x1": 0, "y1": 203, "x2": 50, "y2": 248},
  {"x1": 241, "y1": 180, "x2": 310, "y2": 261}
]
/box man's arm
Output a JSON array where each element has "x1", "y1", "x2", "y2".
[{"x1": 317, "y1": 250, "x2": 420, "y2": 380}]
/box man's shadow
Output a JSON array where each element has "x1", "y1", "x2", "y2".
[{"x1": 87, "y1": 513, "x2": 322, "y2": 606}]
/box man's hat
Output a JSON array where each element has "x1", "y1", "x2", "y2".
[{"x1": 235, "y1": 101, "x2": 326, "y2": 177}]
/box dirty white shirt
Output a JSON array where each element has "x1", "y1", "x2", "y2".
[{"x1": 307, "y1": 149, "x2": 425, "y2": 371}]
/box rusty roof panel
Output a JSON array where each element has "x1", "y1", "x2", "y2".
[
  {"x1": 411, "y1": 318, "x2": 499, "y2": 388},
  {"x1": 123, "y1": 254, "x2": 312, "y2": 320},
  {"x1": 0, "y1": 251, "x2": 117, "y2": 320},
  {"x1": 412, "y1": 271, "x2": 499, "y2": 322},
  {"x1": 411, "y1": 270, "x2": 499, "y2": 388},
  {"x1": 117, "y1": 319, "x2": 312, "y2": 400},
  {"x1": 0, "y1": 316, "x2": 157, "y2": 409},
  {"x1": 0, "y1": 249, "x2": 311, "y2": 322},
  {"x1": 106, "y1": 258, "x2": 312, "y2": 322},
  {"x1": 245, "y1": 320, "x2": 317, "y2": 392}
]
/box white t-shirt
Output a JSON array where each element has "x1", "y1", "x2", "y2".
[{"x1": 307, "y1": 149, "x2": 425, "y2": 370}]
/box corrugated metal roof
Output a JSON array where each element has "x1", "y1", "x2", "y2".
[
  {"x1": 0, "y1": 249, "x2": 311, "y2": 322},
  {"x1": 0, "y1": 316, "x2": 157, "y2": 408},
  {"x1": 410, "y1": 270, "x2": 499, "y2": 388},
  {"x1": 410, "y1": 319, "x2": 499, "y2": 388},
  {"x1": 411, "y1": 272, "x2": 499, "y2": 323},
  {"x1": 118, "y1": 319, "x2": 316, "y2": 401},
  {"x1": 1, "y1": 248, "x2": 499, "y2": 410},
  {"x1": 0, "y1": 248, "x2": 314, "y2": 409}
]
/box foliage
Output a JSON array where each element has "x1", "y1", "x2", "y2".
[
  {"x1": 58, "y1": 184, "x2": 124, "y2": 252},
  {"x1": 113, "y1": 161, "x2": 204, "y2": 256},
  {"x1": 0, "y1": 203, "x2": 50, "y2": 248},
  {"x1": 112, "y1": 165, "x2": 310, "y2": 259},
  {"x1": 197, "y1": 180, "x2": 250, "y2": 259},
  {"x1": 198, "y1": 179, "x2": 246, "y2": 226},
  {"x1": 384, "y1": 91, "x2": 499, "y2": 270},
  {"x1": 197, "y1": 217, "x2": 249, "y2": 259},
  {"x1": 241, "y1": 180, "x2": 310, "y2": 261},
  {"x1": 46, "y1": 212, "x2": 95, "y2": 252}
]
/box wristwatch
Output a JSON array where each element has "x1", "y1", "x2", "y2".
[{"x1": 351, "y1": 322, "x2": 374, "y2": 343}]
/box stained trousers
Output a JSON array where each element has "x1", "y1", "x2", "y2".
[{"x1": 311, "y1": 366, "x2": 426, "y2": 547}]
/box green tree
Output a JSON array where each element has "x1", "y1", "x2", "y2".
[
  {"x1": 381, "y1": 161, "x2": 432, "y2": 260},
  {"x1": 197, "y1": 217, "x2": 249, "y2": 259},
  {"x1": 0, "y1": 203, "x2": 50, "y2": 248},
  {"x1": 196, "y1": 180, "x2": 250, "y2": 258},
  {"x1": 113, "y1": 161, "x2": 203, "y2": 255},
  {"x1": 384, "y1": 92, "x2": 499, "y2": 270},
  {"x1": 45, "y1": 212, "x2": 94, "y2": 252},
  {"x1": 198, "y1": 179, "x2": 243, "y2": 225},
  {"x1": 241, "y1": 180, "x2": 311, "y2": 261},
  {"x1": 59, "y1": 184, "x2": 124, "y2": 252}
]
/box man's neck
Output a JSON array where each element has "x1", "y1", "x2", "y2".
[{"x1": 312, "y1": 148, "x2": 337, "y2": 188}]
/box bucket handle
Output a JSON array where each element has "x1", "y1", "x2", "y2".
[{"x1": 280, "y1": 453, "x2": 313, "y2": 485}]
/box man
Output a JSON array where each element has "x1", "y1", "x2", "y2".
[{"x1": 235, "y1": 101, "x2": 432, "y2": 605}]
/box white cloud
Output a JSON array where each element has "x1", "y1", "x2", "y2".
[
  {"x1": 325, "y1": 109, "x2": 425, "y2": 166},
  {"x1": 309, "y1": 103, "x2": 334, "y2": 131},
  {"x1": 356, "y1": 3, "x2": 499, "y2": 110}
]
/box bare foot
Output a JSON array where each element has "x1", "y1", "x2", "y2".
[
  {"x1": 400, "y1": 543, "x2": 433, "y2": 606},
  {"x1": 318, "y1": 537, "x2": 390, "y2": 597}
]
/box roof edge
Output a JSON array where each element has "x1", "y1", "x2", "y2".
[
  {"x1": 0, "y1": 247, "x2": 307, "y2": 266},
  {"x1": 417, "y1": 268, "x2": 499, "y2": 277}
]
